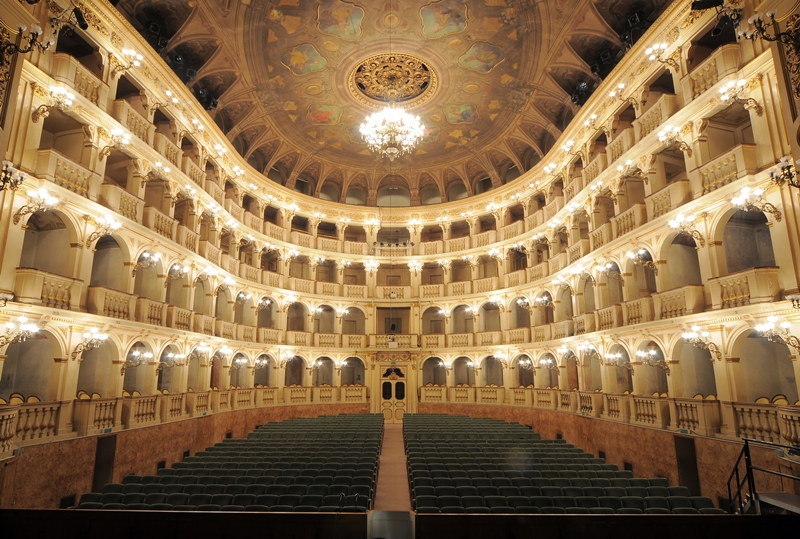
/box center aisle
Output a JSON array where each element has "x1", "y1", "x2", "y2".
[{"x1": 373, "y1": 423, "x2": 412, "y2": 511}]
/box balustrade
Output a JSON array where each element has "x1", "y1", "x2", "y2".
[
  {"x1": 135, "y1": 298, "x2": 165, "y2": 326},
  {"x1": 622, "y1": 297, "x2": 655, "y2": 325},
  {"x1": 533, "y1": 325, "x2": 552, "y2": 343},
  {"x1": 192, "y1": 313, "x2": 215, "y2": 335},
  {"x1": 645, "y1": 180, "x2": 691, "y2": 220},
  {"x1": 506, "y1": 327, "x2": 530, "y2": 344},
  {"x1": 15, "y1": 402, "x2": 64, "y2": 443},
  {"x1": 733, "y1": 402, "x2": 781, "y2": 443},
  {"x1": 199, "y1": 240, "x2": 221, "y2": 265},
  {"x1": 420, "y1": 386, "x2": 446, "y2": 403},
  {"x1": 312, "y1": 387, "x2": 337, "y2": 403},
  {"x1": 612, "y1": 204, "x2": 647, "y2": 239},
  {"x1": 52, "y1": 52, "x2": 107, "y2": 107},
  {"x1": 99, "y1": 184, "x2": 143, "y2": 223},
  {"x1": 597, "y1": 305, "x2": 623, "y2": 330},
  {"x1": 15, "y1": 268, "x2": 82, "y2": 311},
  {"x1": 669, "y1": 397, "x2": 721, "y2": 437},
  {"x1": 693, "y1": 144, "x2": 758, "y2": 196},
  {"x1": 112, "y1": 99, "x2": 154, "y2": 144},
  {"x1": 160, "y1": 394, "x2": 187, "y2": 422},
  {"x1": 316, "y1": 282, "x2": 339, "y2": 296},
  {"x1": 473, "y1": 230, "x2": 495, "y2": 248},
  {"x1": 631, "y1": 395, "x2": 670, "y2": 429},
  {"x1": 683, "y1": 43, "x2": 740, "y2": 100},
  {"x1": 186, "y1": 391, "x2": 210, "y2": 417},
  {"x1": 578, "y1": 392, "x2": 604, "y2": 418},
  {"x1": 143, "y1": 207, "x2": 176, "y2": 240},
  {"x1": 589, "y1": 223, "x2": 612, "y2": 251},
  {"x1": 286, "y1": 331, "x2": 310, "y2": 346},
  {"x1": 447, "y1": 333, "x2": 473, "y2": 347},
  {"x1": 574, "y1": 313, "x2": 596, "y2": 335},
  {"x1": 477, "y1": 387, "x2": 504, "y2": 405},
  {"x1": 474, "y1": 276, "x2": 498, "y2": 293},
  {"x1": 177, "y1": 225, "x2": 198, "y2": 253},
  {"x1": 257, "y1": 327, "x2": 281, "y2": 344},
  {"x1": 534, "y1": 389, "x2": 557, "y2": 410},
  {"x1": 707, "y1": 267, "x2": 779, "y2": 310},
  {"x1": 153, "y1": 133, "x2": 181, "y2": 168},
  {"x1": 72, "y1": 397, "x2": 121, "y2": 436},
  {"x1": 449, "y1": 387, "x2": 475, "y2": 404},
  {"x1": 122, "y1": 395, "x2": 160, "y2": 428},
  {"x1": 214, "y1": 320, "x2": 235, "y2": 339},
  {"x1": 632, "y1": 94, "x2": 678, "y2": 141},
  {"x1": 606, "y1": 128, "x2": 635, "y2": 164},
  {"x1": 35, "y1": 148, "x2": 95, "y2": 198},
  {"x1": 602, "y1": 394, "x2": 631, "y2": 423},
  {"x1": 166, "y1": 306, "x2": 191, "y2": 331},
  {"x1": 446, "y1": 281, "x2": 471, "y2": 296},
  {"x1": 653, "y1": 285, "x2": 705, "y2": 319},
  {"x1": 87, "y1": 286, "x2": 136, "y2": 320}
]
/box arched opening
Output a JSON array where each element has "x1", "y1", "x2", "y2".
[
  {"x1": 482, "y1": 356, "x2": 503, "y2": 386},
  {"x1": 453, "y1": 357, "x2": 475, "y2": 386},
  {"x1": 90, "y1": 236, "x2": 126, "y2": 291},
  {"x1": 254, "y1": 354, "x2": 273, "y2": 387},
  {"x1": 478, "y1": 303, "x2": 501, "y2": 332},
  {"x1": 319, "y1": 181, "x2": 340, "y2": 202},
  {"x1": 285, "y1": 356, "x2": 305, "y2": 386},
  {"x1": 627, "y1": 249, "x2": 657, "y2": 298},
  {"x1": 377, "y1": 185, "x2": 411, "y2": 207},
  {"x1": 735, "y1": 330, "x2": 798, "y2": 404},
  {"x1": 186, "y1": 346, "x2": 208, "y2": 391},
  {"x1": 311, "y1": 357, "x2": 334, "y2": 386},
  {"x1": 123, "y1": 341, "x2": 152, "y2": 395},
  {"x1": 582, "y1": 349, "x2": 603, "y2": 392},
  {"x1": 452, "y1": 305, "x2": 474, "y2": 334},
  {"x1": 256, "y1": 297, "x2": 278, "y2": 328},
  {"x1": 287, "y1": 302, "x2": 308, "y2": 332},
  {"x1": 234, "y1": 292, "x2": 255, "y2": 325},
  {"x1": 192, "y1": 279, "x2": 211, "y2": 315},
  {"x1": 582, "y1": 276, "x2": 596, "y2": 314},
  {"x1": 345, "y1": 186, "x2": 367, "y2": 205},
  {"x1": 341, "y1": 357, "x2": 365, "y2": 386},
  {"x1": 0, "y1": 331, "x2": 61, "y2": 401},
  {"x1": 156, "y1": 345, "x2": 182, "y2": 394},
  {"x1": 19, "y1": 211, "x2": 72, "y2": 279},
  {"x1": 313, "y1": 305, "x2": 336, "y2": 334},
  {"x1": 422, "y1": 307, "x2": 445, "y2": 335},
  {"x1": 209, "y1": 350, "x2": 227, "y2": 390},
  {"x1": 555, "y1": 286, "x2": 574, "y2": 322},
  {"x1": 422, "y1": 357, "x2": 446, "y2": 386},
  {"x1": 537, "y1": 353, "x2": 559, "y2": 389},
  {"x1": 562, "y1": 350, "x2": 579, "y2": 390},
  {"x1": 515, "y1": 355, "x2": 534, "y2": 387},
  {"x1": 533, "y1": 292, "x2": 555, "y2": 325},
  {"x1": 723, "y1": 210, "x2": 776, "y2": 274},
  {"x1": 77, "y1": 340, "x2": 116, "y2": 398},
  {"x1": 419, "y1": 186, "x2": 442, "y2": 205},
  {"x1": 342, "y1": 307, "x2": 366, "y2": 335},
  {"x1": 133, "y1": 252, "x2": 163, "y2": 301},
  {"x1": 666, "y1": 233, "x2": 702, "y2": 288},
  {"x1": 165, "y1": 265, "x2": 191, "y2": 309},
  {"x1": 606, "y1": 344, "x2": 633, "y2": 394},
  {"x1": 214, "y1": 287, "x2": 233, "y2": 322},
  {"x1": 636, "y1": 341, "x2": 669, "y2": 396},
  {"x1": 675, "y1": 340, "x2": 717, "y2": 398},
  {"x1": 230, "y1": 354, "x2": 248, "y2": 388},
  {"x1": 447, "y1": 182, "x2": 468, "y2": 202},
  {"x1": 511, "y1": 297, "x2": 531, "y2": 329}
]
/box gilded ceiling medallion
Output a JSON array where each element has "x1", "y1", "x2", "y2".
[{"x1": 348, "y1": 53, "x2": 438, "y2": 109}]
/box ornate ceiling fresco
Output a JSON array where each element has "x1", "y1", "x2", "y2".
[{"x1": 116, "y1": 0, "x2": 669, "y2": 205}]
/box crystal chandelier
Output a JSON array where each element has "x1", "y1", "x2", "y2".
[{"x1": 360, "y1": 106, "x2": 424, "y2": 161}]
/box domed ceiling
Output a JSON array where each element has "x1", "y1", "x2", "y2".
[{"x1": 116, "y1": 0, "x2": 669, "y2": 205}]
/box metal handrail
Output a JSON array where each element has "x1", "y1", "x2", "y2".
[{"x1": 727, "y1": 438, "x2": 800, "y2": 514}]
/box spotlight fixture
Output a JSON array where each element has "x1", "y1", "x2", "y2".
[
  {"x1": 691, "y1": 0, "x2": 723, "y2": 9},
  {"x1": 72, "y1": 8, "x2": 89, "y2": 30}
]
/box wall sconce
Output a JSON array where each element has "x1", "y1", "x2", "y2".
[
  {"x1": 112, "y1": 48, "x2": 143, "y2": 78},
  {"x1": 283, "y1": 249, "x2": 299, "y2": 265},
  {"x1": 278, "y1": 350, "x2": 295, "y2": 368},
  {"x1": 122, "y1": 349, "x2": 152, "y2": 375},
  {"x1": 657, "y1": 125, "x2": 692, "y2": 156},
  {"x1": 230, "y1": 357, "x2": 248, "y2": 372},
  {"x1": 309, "y1": 256, "x2": 325, "y2": 269},
  {"x1": 668, "y1": 213, "x2": 705, "y2": 246},
  {"x1": 407, "y1": 259, "x2": 423, "y2": 275},
  {"x1": 603, "y1": 352, "x2": 633, "y2": 371},
  {"x1": 336, "y1": 307, "x2": 350, "y2": 319},
  {"x1": 535, "y1": 293, "x2": 552, "y2": 307},
  {"x1": 99, "y1": 128, "x2": 132, "y2": 159},
  {"x1": 337, "y1": 259, "x2": 352, "y2": 274},
  {"x1": 187, "y1": 343, "x2": 212, "y2": 362},
  {"x1": 438, "y1": 307, "x2": 451, "y2": 319},
  {"x1": 636, "y1": 349, "x2": 670, "y2": 374},
  {"x1": 489, "y1": 295, "x2": 505, "y2": 310},
  {"x1": 543, "y1": 163, "x2": 558, "y2": 175},
  {"x1": 255, "y1": 357, "x2": 270, "y2": 369},
  {"x1": 197, "y1": 266, "x2": 218, "y2": 282},
  {"x1": 365, "y1": 217, "x2": 381, "y2": 228},
  {"x1": 188, "y1": 117, "x2": 205, "y2": 135},
  {"x1": 282, "y1": 295, "x2": 298, "y2": 312},
  {"x1": 461, "y1": 254, "x2": 479, "y2": 268},
  {"x1": 538, "y1": 357, "x2": 559, "y2": 372},
  {"x1": 682, "y1": 326, "x2": 722, "y2": 361},
  {"x1": 132, "y1": 251, "x2": 161, "y2": 276},
  {"x1": 164, "y1": 263, "x2": 192, "y2": 287},
  {"x1": 492, "y1": 350, "x2": 509, "y2": 367},
  {"x1": 86, "y1": 215, "x2": 122, "y2": 246},
  {"x1": 217, "y1": 346, "x2": 233, "y2": 361},
  {"x1": 645, "y1": 42, "x2": 679, "y2": 70},
  {"x1": 152, "y1": 161, "x2": 172, "y2": 181},
  {"x1": 13, "y1": 187, "x2": 59, "y2": 224},
  {"x1": 755, "y1": 316, "x2": 800, "y2": 353},
  {"x1": 553, "y1": 275, "x2": 572, "y2": 292},
  {"x1": 364, "y1": 259, "x2": 380, "y2": 274},
  {"x1": 256, "y1": 297, "x2": 272, "y2": 312},
  {"x1": 235, "y1": 292, "x2": 252, "y2": 305},
  {"x1": 157, "y1": 353, "x2": 186, "y2": 372},
  {"x1": 436, "y1": 259, "x2": 451, "y2": 274},
  {"x1": 617, "y1": 159, "x2": 647, "y2": 181},
  {"x1": 609, "y1": 83, "x2": 640, "y2": 109},
  {"x1": 739, "y1": 11, "x2": 799, "y2": 65},
  {"x1": 213, "y1": 144, "x2": 227, "y2": 158},
  {"x1": 71, "y1": 327, "x2": 108, "y2": 360},
  {"x1": 516, "y1": 297, "x2": 532, "y2": 311},
  {"x1": 150, "y1": 89, "x2": 180, "y2": 112},
  {"x1": 730, "y1": 186, "x2": 782, "y2": 221},
  {"x1": 769, "y1": 156, "x2": 798, "y2": 189},
  {"x1": 1, "y1": 161, "x2": 29, "y2": 192},
  {"x1": 718, "y1": 79, "x2": 762, "y2": 116},
  {"x1": 561, "y1": 140, "x2": 578, "y2": 155},
  {"x1": 232, "y1": 165, "x2": 245, "y2": 178},
  {"x1": 583, "y1": 114, "x2": 598, "y2": 129},
  {"x1": 224, "y1": 219, "x2": 239, "y2": 232},
  {"x1": 215, "y1": 276, "x2": 236, "y2": 294},
  {"x1": 517, "y1": 356, "x2": 533, "y2": 370},
  {"x1": 787, "y1": 294, "x2": 800, "y2": 310},
  {"x1": 577, "y1": 341, "x2": 601, "y2": 364},
  {"x1": 32, "y1": 86, "x2": 75, "y2": 122},
  {"x1": 0, "y1": 24, "x2": 54, "y2": 68},
  {"x1": 627, "y1": 248, "x2": 658, "y2": 274},
  {"x1": 0, "y1": 316, "x2": 41, "y2": 347}
]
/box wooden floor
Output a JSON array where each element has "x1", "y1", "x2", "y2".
[{"x1": 373, "y1": 423, "x2": 412, "y2": 512}]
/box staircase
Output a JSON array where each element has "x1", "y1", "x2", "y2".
[{"x1": 728, "y1": 438, "x2": 800, "y2": 515}]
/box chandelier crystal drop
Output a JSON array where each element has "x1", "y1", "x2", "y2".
[{"x1": 360, "y1": 105, "x2": 424, "y2": 161}]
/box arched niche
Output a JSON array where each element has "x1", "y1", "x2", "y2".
[
  {"x1": 215, "y1": 287, "x2": 233, "y2": 322},
  {"x1": 230, "y1": 354, "x2": 248, "y2": 388},
  {"x1": 636, "y1": 341, "x2": 669, "y2": 396},
  {"x1": 422, "y1": 357, "x2": 446, "y2": 386},
  {"x1": 452, "y1": 305, "x2": 474, "y2": 334},
  {"x1": 0, "y1": 330, "x2": 62, "y2": 401},
  {"x1": 377, "y1": 185, "x2": 411, "y2": 207},
  {"x1": 342, "y1": 307, "x2": 366, "y2": 335},
  {"x1": 77, "y1": 340, "x2": 117, "y2": 397},
  {"x1": 580, "y1": 275, "x2": 596, "y2": 314},
  {"x1": 607, "y1": 344, "x2": 633, "y2": 394},
  {"x1": 421, "y1": 307, "x2": 445, "y2": 335},
  {"x1": 447, "y1": 182, "x2": 468, "y2": 202},
  {"x1": 345, "y1": 186, "x2": 367, "y2": 205},
  {"x1": 123, "y1": 341, "x2": 153, "y2": 395},
  {"x1": 287, "y1": 302, "x2": 308, "y2": 332},
  {"x1": 514, "y1": 354, "x2": 534, "y2": 387},
  {"x1": 674, "y1": 340, "x2": 717, "y2": 398},
  {"x1": 341, "y1": 357, "x2": 365, "y2": 386},
  {"x1": 510, "y1": 297, "x2": 531, "y2": 329},
  {"x1": 562, "y1": 350, "x2": 579, "y2": 390},
  {"x1": 482, "y1": 356, "x2": 503, "y2": 386},
  {"x1": 90, "y1": 235, "x2": 128, "y2": 292},
  {"x1": 664, "y1": 233, "x2": 702, "y2": 288},
  {"x1": 157, "y1": 345, "x2": 182, "y2": 393},
  {"x1": 165, "y1": 267, "x2": 191, "y2": 309},
  {"x1": 722, "y1": 210, "x2": 776, "y2": 275},
  {"x1": 256, "y1": 297, "x2": 278, "y2": 328},
  {"x1": 19, "y1": 211, "x2": 75, "y2": 278},
  {"x1": 313, "y1": 305, "x2": 336, "y2": 334},
  {"x1": 625, "y1": 249, "x2": 657, "y2": 299},
  {"x1": 582, "y1": 349, "x2": 603, "y2": 392},
  {"x1": 555, "y1": 286, "x2": 573, "y2": 321},
  {"x1": 133, "y1": 252, "x2": 163, "y2": 301},
  {"x1": 478, "y1": 303, "x2": 501, "y2": 332},
  {"x1": 420, "y1": 186, "x2": 442, "y2": 205},
  {"x1": 537, "y1": 353, "x2": 559, "y2": 389},
  {"x1": 192, "y1": 278, "x2": 212, "y2": 315},
  {"x1": 453, "y1": 356, "x2": 475, "y2": 386},
  {"x1": 234, "y1": 292, "x2": 255, "y2": 325},
  {"x1": 733, "y1": 329, "x2": 798, "y2": 404},
  {"x1": 284, "y1": 356, "x2": 305, "y2": 386},
  {"x1": 254, "y1": 354, "x2": 274, "y2": 387},
  {"x1": 186, "y1": 346, "x2": 207, "y2": 391},
  {"x1": 209, "y1": 350, "x2": 228, "y2": 390},
  {"x1": 533, "y1": 292, "x2": 554, "y2": 325},
  {"x1": 312, "y1": 357, "x2": 335, "y2": 386}
]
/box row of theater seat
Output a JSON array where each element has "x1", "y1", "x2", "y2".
[
  {"x1": 76, "y1": 414, "x2": 384, "y2": 512},
  {"x1": 403, "y1": 414, "x2": 726, "y2": 515}
]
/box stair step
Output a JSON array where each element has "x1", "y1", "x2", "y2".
[{"x1": 757, "y1": 492, "x2": 800, "y2": 514}]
